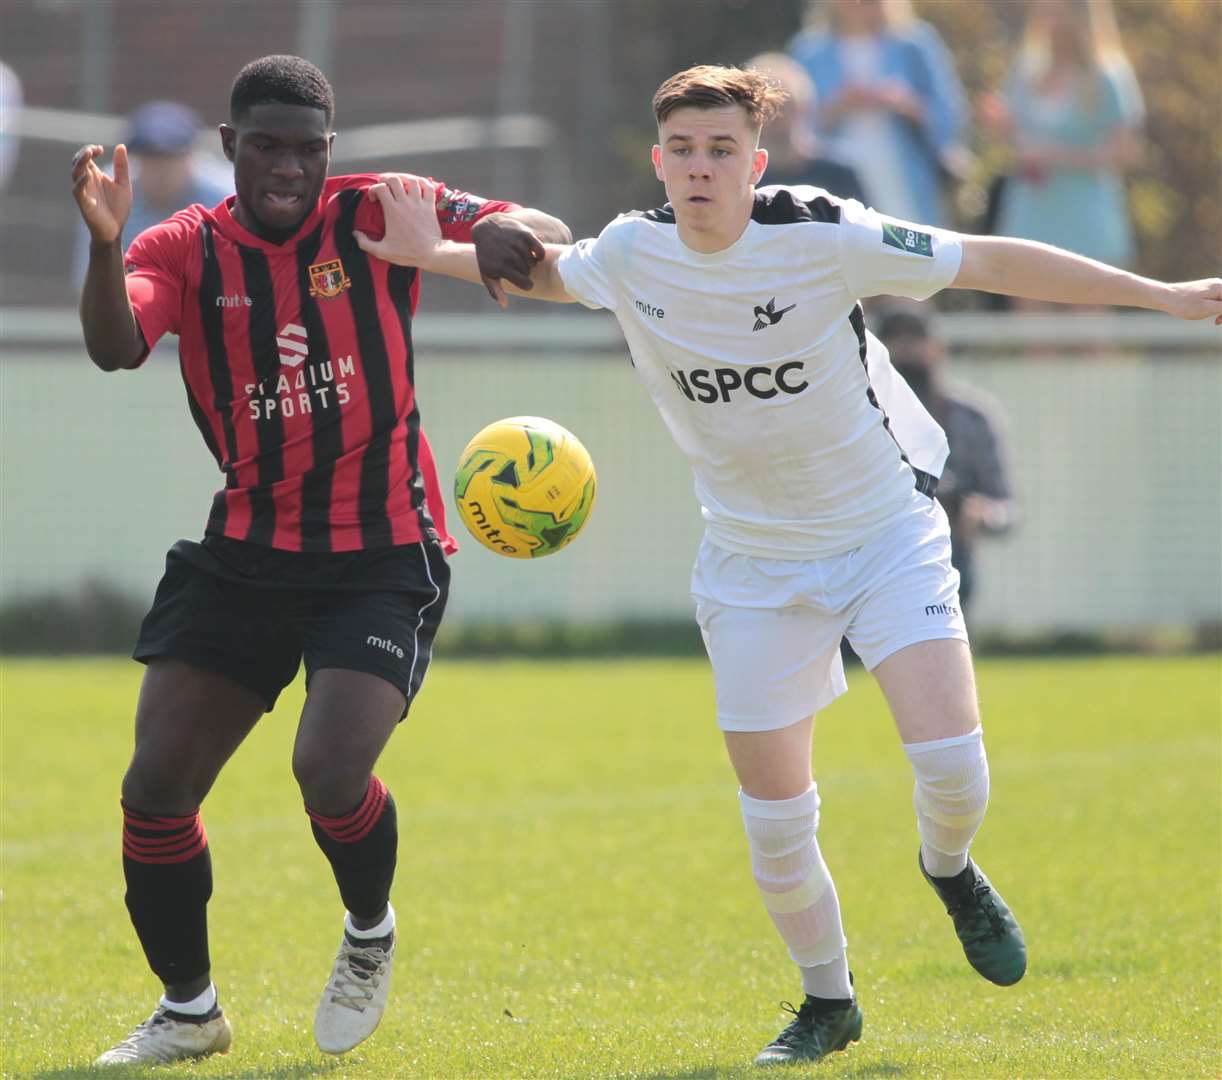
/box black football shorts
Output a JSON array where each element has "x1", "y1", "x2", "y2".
[{"x1": 133, "y1": 535, "x2": 451, "y2": 715}]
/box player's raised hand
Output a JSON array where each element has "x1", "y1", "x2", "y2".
[
  {"x1": 470, "y1": 213, "x2": 546, "y2": 308},
  {"x1": 71, "y1": 144, "x2": 132, "y2": 245},
  {"x1": 354, "y1": 173, "x2": 443, "y2": 267},
  {"x1": 1164, "y1": 279, "x2": 1222, "y2": 325}
]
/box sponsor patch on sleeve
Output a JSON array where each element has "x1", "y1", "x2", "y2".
[
  {"x1": 881, "y1": 221, "x2": 934, "y2": 257},
  {"x1": 437, "y1": 188, "x2": 487, "y2": 224}
]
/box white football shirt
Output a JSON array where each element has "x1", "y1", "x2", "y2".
[{"x1": 556, "y1": 186, "x2": 963, "y2": 558}]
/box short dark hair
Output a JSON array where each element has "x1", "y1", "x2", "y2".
[
  {"x1": 230, "y1": 55, "x2": 335, "y2": 125},
  {"x1": 875, "y1": 308, "x2": 932, "y2": 342},
  {"x1": 652, "y1": 65, "x2": 787, "y2": 132}
]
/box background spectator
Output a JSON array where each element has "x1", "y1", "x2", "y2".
[
  {"x1": 876, "y1": 306, "x2": 1016, "y2": 616},
  {"x1": 787, "y1": 0, "x2": 968, "y2": 226},
  {"x1": 979, "y1": 0, "x2": 1143, "y2": 273},
  {"x1": 746, "y1": 51, "x2": 866, "y2": 203},
  {"x1": 73, "y1": 100, "x2": 231, "y2": 288}
]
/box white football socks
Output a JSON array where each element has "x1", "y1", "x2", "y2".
[
  {"x1": 345, "y1": 901, "x2": 395, "y2": 941},
  {"x1": 739, "y1": 784, "x2": 853, "y2": 1000},
  {"x1": 160, "y1": 981, "x2": 217, "y2": 1017},
  {"x1": 904, "y1": 725, "x2": 990, "y2": 878}
]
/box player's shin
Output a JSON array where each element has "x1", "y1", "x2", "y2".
[
  {"x1": 903, "y1": 725, "x2": 989, "y2": 878},
  {"x1": 120, "y1": 803, "x2": 213, "y2": 994},
  {"x1": 739, "y1": 784, "x2": 852, "y2": 1000},
  {"x1": 306, "y1": 775, "x2": 397, "y2": 923}
]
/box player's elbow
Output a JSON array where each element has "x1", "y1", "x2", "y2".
[
  {"x1": 952, "y1": 236, "x2": 1006, "y2": 293},
  {"x1": 86, "y1": 343, "x2": 143, "y2": 372},
  {"x1": 514, "y1": 209, "x2": 572, "y2": 246}
]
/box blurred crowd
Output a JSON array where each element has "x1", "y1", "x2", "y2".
[
  {"x1": 777, "y1": 0, "x2": 1144, "y2": 274},
  {"x1": 2, "y1": 0, "x2": 1147, "y2": 283}
]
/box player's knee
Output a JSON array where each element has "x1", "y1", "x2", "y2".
[
  {"x1": 121, "y1": 752, "x2": 203, "y2": 814},
  {"x1": 292, "y1": 744, "x2": 369, "y2": 815}
]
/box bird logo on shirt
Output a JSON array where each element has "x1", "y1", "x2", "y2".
[{"x1": 752, "y1": 297, "x2": 796, "y2": 332}]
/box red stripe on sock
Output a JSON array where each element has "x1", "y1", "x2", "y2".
[
  {"x1": 123, "y1": 828, "x2": 204, "y2": 856},
  {"x1": 306, "y1": 777, "x2": 388, "y2": 843},
  {"x1": 121, "y1": 807, "x2": 208, "y2": 864}
]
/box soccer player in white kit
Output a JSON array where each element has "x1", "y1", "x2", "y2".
[{"x1": 356, "y1": 65, "x2": 1222, "y2": 1068}]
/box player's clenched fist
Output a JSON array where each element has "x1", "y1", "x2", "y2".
[{"x1": 71, "y1": 143, "x2": 133, "y2": 245}]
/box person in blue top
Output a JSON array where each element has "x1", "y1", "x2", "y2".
[
  {"x1": 746, "y1": 51, "x2": 867, "y2": 204},
  {"x1": 787, "y1": 0, "x2": 967, "y2": 227},
  {"x1": 980, "y1": 0, "x2": 1143, "y2": 271},
  {"x1": 72, "y1": 101, "x2": 232, "y2": 290}
]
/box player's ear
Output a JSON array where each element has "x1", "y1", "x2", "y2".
[
  {"x1": 651, "y1": 144, "x2": 664, "y2": 182},
  {"x1": 219, "y1": 124, "x2": 236, "y2": 163},
  {"x1": 750, "y1": 147, "x2": 768, "y2": 186}
]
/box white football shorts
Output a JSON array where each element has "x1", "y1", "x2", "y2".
[{"x1": 691, "y1": 491, "x2": 968, "y2": 732}]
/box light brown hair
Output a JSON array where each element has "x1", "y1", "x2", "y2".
[{"x1": 652, "y1": 65, "x2": 788, "y2": 133}]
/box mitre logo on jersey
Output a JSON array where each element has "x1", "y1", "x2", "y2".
[
  {"x1": 308, "y1": 258, "x2": 352, "y2": 298},
  {"x1": 752, "y1": 297, "x2": 796, "y2": 331}
]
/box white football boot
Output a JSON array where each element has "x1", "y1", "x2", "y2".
[
  {"x1": 313, "y1": 931, "x2": 396, "y2": 1054},
  {"x1": 94, "y1": 1006, "x2": 232, "y2": 1065}
]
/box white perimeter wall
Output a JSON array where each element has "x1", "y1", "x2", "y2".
[{"x1": 2, "y1": 325, "x2": 1219, "y2": 634}]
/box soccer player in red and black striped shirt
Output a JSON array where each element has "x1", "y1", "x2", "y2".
[{"x1": 72, "y1": 55, "x2": 571, "y2": 1065}]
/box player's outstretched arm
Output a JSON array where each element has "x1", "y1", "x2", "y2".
[
  {"x1": 470, "y1": 208, "x2": 571, "y2": 307},
  {"x1": 71, "y1": 143, "x2": 145, "y2": 370},
  {"x1": 953, "y1": 235, "x2": 1222, "y2": 324},
  {"x1": 355, "y1": 175, "x2": 576, "y2": 306}
]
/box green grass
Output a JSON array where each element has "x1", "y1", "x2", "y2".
[{"x1": 2, "y1": 655, "x2": 1219, "y2": 1078}]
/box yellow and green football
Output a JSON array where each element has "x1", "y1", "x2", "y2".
[{"x1": 453, "y1": 416, "x2": 597, "y2": 559}]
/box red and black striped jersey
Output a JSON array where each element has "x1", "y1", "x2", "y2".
[{"x1": 123, "y1": 174, "x2": 517, "y2": 553}]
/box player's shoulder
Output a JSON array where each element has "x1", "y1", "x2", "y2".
[
  {"x1": 611, "y1": 205, "x2": 677, "y2": 231},
  {"x1": 752, "y1": 185, "x2": 847, "y2": 226},
  {"x1": 582, "y1": 207, "x2": 673, "y2": 255},
  {"x1": 125, "y1": 204, "x2": 209, "y2": 264}
]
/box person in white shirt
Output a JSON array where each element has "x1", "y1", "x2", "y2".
[{"x1": 355, "y1": 64, "x2": 1222, "y2": 1069}]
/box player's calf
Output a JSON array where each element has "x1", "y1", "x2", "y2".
[
  {"x1": 903, "y1": 725, "x2": 990, "y2": 878},
  {"x1": 306, "y1": 776, "x2": 400, "y2": 1052},
  {"x1": 739, "y1": 784, "x2": 853, "y2": 999}
]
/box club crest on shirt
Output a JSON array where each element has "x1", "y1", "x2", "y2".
[{"x1": 308, "y1": 258, "x2": 352, "y2": 299}]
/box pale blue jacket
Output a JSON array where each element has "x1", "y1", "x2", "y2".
[{"x1": 788, "y1": 20, "x2": 967, "y2": 227}]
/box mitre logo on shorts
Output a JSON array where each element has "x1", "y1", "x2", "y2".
[
  {"x1": 924, "y1": 602, "x2": 959, "y2": 616},
  {"x1": 668, "y1": 361, "x2": 809, "y2": 404},
  {"x1": 366, "y1": 634, "x2": 405, "y2": 658},
  {"x1": 244, "y1": 323, "x2": 355, "y2": 421}
]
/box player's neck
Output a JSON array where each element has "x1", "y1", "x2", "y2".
[
  {"x1": 675, "y1": 194, "x2": 755, "y2": 255},
  {"x1": 231, "y1": 197, "x2": 306, "y2": 245}
]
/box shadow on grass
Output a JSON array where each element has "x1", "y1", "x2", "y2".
[
  {"x1": 32, "y1": 1059, "x2": 344, "y2": 1080},
  {"x1": 639, "y1": 1065, "x2": 904, "y2": 1080},
  {"x1": 838, "y1": 1065, "x2": 906, "y2": 1078}
]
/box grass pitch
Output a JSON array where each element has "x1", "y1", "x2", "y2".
[{"x1": 1, "y1": 654, "x2": 1219, "y2": 1078}]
